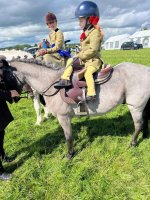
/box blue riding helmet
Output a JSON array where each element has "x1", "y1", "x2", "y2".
[{"x1": 75, "y1": 1, "x2": 99, "y2": 18}]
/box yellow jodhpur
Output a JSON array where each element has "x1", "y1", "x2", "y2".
[
  {"x1": 61, "y1": 58, "x2": 98, "y2": 96},
  {"x1": 43, "y1": 53, "x2": 65, "y2": 66},
  {"x1": 61, "y1": 58, "x2": 73, "y2": 80},
  {"x1": 84, "y1": 65, "x2": 98, "y2": 96}
]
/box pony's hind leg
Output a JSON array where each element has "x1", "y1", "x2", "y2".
[
  {"x1": 142, "y1": 114, "x2": 149, "y2": 139},
  {"x1": 128, "y1": 105, "x2": 143, "y2": 147},
  {"x1": 142, "y1": 99, "x2": 150, "y2": 139},
  {"x1": 57, "y1": 114, "x2": 74, "y2": 159}
]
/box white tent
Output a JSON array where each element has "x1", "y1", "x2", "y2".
[
  {"x1": 130, "y1": 30, "x2": 150, "y2": 48},
  {"x1": 103, "y1": 34, "x2": 130, "y2": 50}
]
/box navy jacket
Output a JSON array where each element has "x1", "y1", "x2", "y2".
[{"x1": 0, "y1": 81, "x2": 13, "y2": 131}]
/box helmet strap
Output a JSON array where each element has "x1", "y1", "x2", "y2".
[{"x1": 83, "y1": 17, "x2": 93, "y2": 31}]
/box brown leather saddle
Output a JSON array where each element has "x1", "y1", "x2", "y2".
[{"x1": 60, "y1": 60, "x2": 113, "y2": 104}]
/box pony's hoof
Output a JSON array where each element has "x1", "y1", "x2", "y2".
[
  {"x1": 35, "y1": 122, "x2": 41, "y2": 126},
  {"x1": 43, "y1": 117, "x2": 49, "y2": 122},
  {"x1": 65, "y1": 152, "x2": 75, "y2": 160},
  {"x1": 129, "y1": 142, "x2": 137, "y2": 148}
]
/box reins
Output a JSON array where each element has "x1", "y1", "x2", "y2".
[{"x1": 40, "y1": 79, "x2": 60, "y2": 97}]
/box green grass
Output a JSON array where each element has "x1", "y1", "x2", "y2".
[
  {"x1": 0, "y1": 49, "x2": 150, "y2": 200},
  {"x1": 102, "y1": 48, "x2": 150, "y2": 66}
]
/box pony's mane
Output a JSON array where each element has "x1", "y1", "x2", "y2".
[{"x1": 10, "y1": 57, "x2": 65, "y2": 70}]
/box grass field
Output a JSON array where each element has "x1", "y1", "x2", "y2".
[{"x1": 0, "y1": 49, "x2": 150, "y2": 200}]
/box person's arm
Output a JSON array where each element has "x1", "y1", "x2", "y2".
[
  {"x1": 77, "y1": 29, "x2": 102, "y2": 61},
  {"x1": 0, "y1": 89, "x2": 20, "y2": 103},
  {"x1": 0, "y1": 89, "x2": 12, "y2": 102}
]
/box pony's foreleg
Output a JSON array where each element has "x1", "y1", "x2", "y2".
[
  {"x1": 57, "y1": 115, "x2": 73, "y2": 158},
  {"x1": 128, "y1": 105, "x2": 143, "y2": 146},
  {"x1": 33, "y1": 91, "x2": 42, "y2": 125},
  {"x1": 43, "y1": 106, "x2": 49, "y2": 120}
]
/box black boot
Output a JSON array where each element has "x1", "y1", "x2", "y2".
[
  {"x1": 3, "y1": 154, "x2": 16, "y2": 163},
  {"x1": 0, "y1": 160, "x2": 4, "y2": 173},
  {"x1": 0, "y1": 160, "x2": 12, "y2": 180},
  {"x1": 86, "y1": 95, "x2": 96, "y2": 102},
  {"x1": 54, "y1": 79, "x2": 72, "y2": 89},
  {"x1": 0, "y1": 150, "x2": 16, "y2": 163}
]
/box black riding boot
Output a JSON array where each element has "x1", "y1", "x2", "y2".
[
  {"x1": 0, "y1": 159, "x2": 12, "y2": 180},
  {"x1": 86, "y1": 95, "x2": 96, "y2": 101},
  {"x1": 0, "y1": 159, "x2": 4, "y2": 173},
  {"x1": 54, "y1": 79, "x2": 72, "y2": 89},
  {"x1": 0, "y1": 131, "x2": 13, "y2": 180},
  {"x1": 0, "y1": 151, "x2": 12, "y2": 180}
]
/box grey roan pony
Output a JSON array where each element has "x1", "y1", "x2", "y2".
[{"x1": 3, "y1": 58, "x2": 150, "y2": 158}]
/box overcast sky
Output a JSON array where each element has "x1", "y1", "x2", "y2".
[{"x1": 0, "y1": 0, "x2": 150, "y2": 48}]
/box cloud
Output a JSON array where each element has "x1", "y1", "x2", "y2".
[{"x1": 0, "y1": 0, "x2": 150, "y2": 47}]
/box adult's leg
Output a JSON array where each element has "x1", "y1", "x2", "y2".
[
  {"x1": 0, "y1": 130, "x2": 5, "y2": 159},
  {"x1": 0, "y1": 130, "x2": 15, "y2": 162}
]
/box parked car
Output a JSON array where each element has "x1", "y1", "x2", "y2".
[
  {"x1": 136, "y1": 43, "x2": 143, "y2": 49},
  {"x1": 121, "y1": 42, "x2": 143, "y2": 50}
]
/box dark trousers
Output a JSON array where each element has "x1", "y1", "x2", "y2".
[
  {"x1": 0, "y1": 130, "x2": 5, "y2": 172},
  {"x1": 0, "y1": 130, "x2": 5, "y2": 156}
]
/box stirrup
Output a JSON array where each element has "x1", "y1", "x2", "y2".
[
  {"x1": 76, "y1": 101, "x2": 89, "y2": 116},
  {"x1": 76, "y1": 88, "x2": 89, "y2": 116}
]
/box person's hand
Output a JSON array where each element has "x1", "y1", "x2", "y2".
[
  {"x1": 10, "y1": 90, "x2": 20, "y2": 98},
  {"x1": 75, "y1": 45, "x2": 80, "y2": 53},
  {"x1": 38, "y1": 42, "x2": 43, "y2": 48},
  {"x1": 72, "y1": 54, "x2": 79, "y2": 62},
  {"x1": 38, "y1": 49, "x2": 47, "y2": 56},
  {"x1": 45, "y1": 40, "x2": 50, "y2": 47},
  {"x1": 10, "y1": 90, "x2": 20, "y2": 103}
]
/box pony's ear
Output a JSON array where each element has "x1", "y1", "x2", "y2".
[
  {"x1": 0, "y1": 55, "x2": 7, "y2": 68},
  {"x1": 0, "y1": 55, "x2": 6, "y2": 60},
  {"x1": 0, "y1": 57, "x2": 9, "y2": 68},
  {"x1": 2, "y1": 59, "x2": 9, "y2": 67}
]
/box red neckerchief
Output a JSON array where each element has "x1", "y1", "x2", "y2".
[{"x1": 80, "y1": 32, "x2": 86, "y2": 41}]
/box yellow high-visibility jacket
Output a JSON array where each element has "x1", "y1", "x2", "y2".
[
  {"x1": 77, "y1": 27, "x2": 103, "y2": 70},
  {"x1": 44, "y1": 28, "x2": 65, "y2": 65}
]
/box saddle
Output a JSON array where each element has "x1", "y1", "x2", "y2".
[{"x1": 60, "y1": 60, "x2": 113, "y2": 105}]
